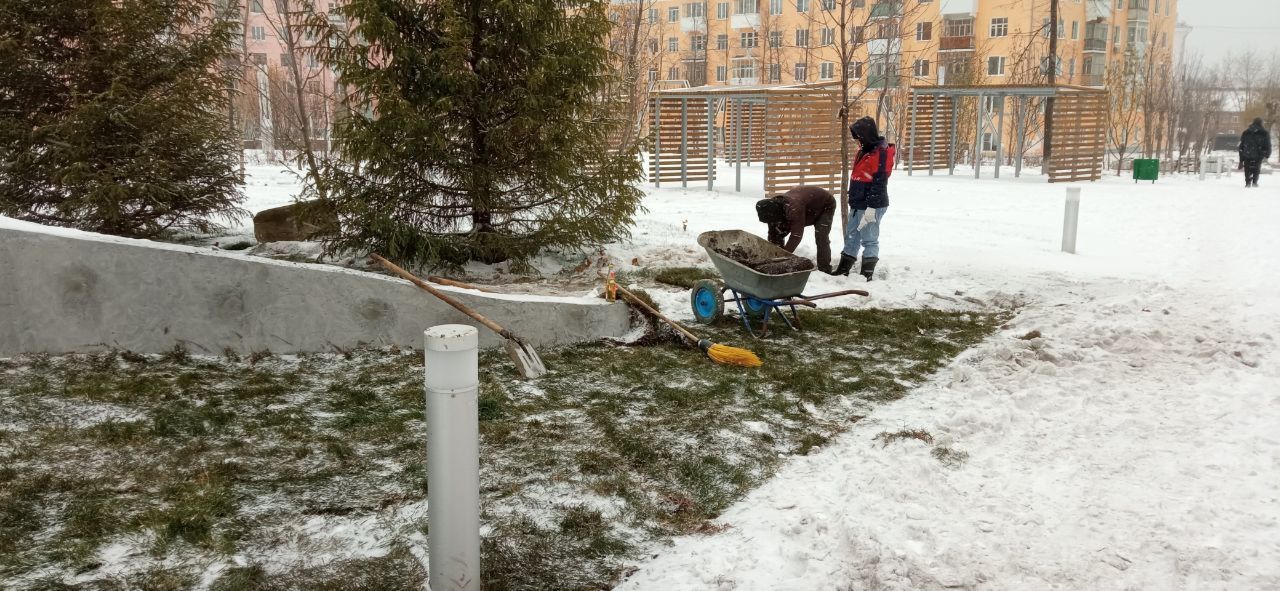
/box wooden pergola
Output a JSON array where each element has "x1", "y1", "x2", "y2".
[
  {"x1": 904, "y1": 84, "x2": 1108, "y2": 183},
  {"x1": 648, "y1": 83, "x2": 843, "y2": 196}
]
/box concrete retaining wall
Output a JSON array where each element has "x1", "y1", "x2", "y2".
[{"x1": 0, "y1": 223, "x2": 631, "y2": 356}]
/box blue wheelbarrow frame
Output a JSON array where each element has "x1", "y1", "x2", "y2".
[{"x1": 691, "y1": 230, "x2": 868, "y2": 337}]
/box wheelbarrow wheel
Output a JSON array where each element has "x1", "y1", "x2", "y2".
[
  {"x1": 690, "y1": 279, "x2": 724, "y2": 324},
  {"x1": 742, "y1": 296, "x2": 770, "y2": 319}
]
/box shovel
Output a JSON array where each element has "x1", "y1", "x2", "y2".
[{"x1": 371, "y1": 254, "x2": 548, "y2": 379}]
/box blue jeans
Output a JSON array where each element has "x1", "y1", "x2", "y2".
[{"x1": 842, "y1": 207, "x2": 887, "y2": 259}]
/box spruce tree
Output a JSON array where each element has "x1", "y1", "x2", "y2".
[
  {"x1": 315, "y1": 0, "x2": 644, "y2": 266},
  {"x1": 0, "y1": 0, "x2": 244, "y2": 238}
]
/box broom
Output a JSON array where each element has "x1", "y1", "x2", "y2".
[
  {"x1": 612, "y1": 284, "x2": 762, "y2": 368},
  {"x1": 371, "y1": 254, "x2": 547, "y2": 379}
]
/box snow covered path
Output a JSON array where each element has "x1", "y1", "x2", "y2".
[
  {"x1": 618, "y1": 277, "x2": 1279, "y2": 590},
  {"x1": 616, "y1": 167, "x2": 1280, "y2": 590}
]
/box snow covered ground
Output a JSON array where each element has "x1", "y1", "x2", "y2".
[
  {"x1": 608, "y1": 164, "x2": 1280, "y2": 590},
  {"x1": 230, "y1": 160, "x2": 1280, "y2": 589}
]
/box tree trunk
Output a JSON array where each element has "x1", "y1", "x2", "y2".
[{"x1": 1043, "y1": 0, "x2": 1058, "y2": 173}]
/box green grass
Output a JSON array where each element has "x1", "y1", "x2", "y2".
[
  {"x1": 651, "y1": 267, "x2": 719, "y2": 289},
  {"x1": 0, "y1": 307, "x2": 1001, "y2": 590}
]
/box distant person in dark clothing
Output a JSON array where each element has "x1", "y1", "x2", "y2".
[
  {"x1": 1239, "y1": 118, "x2": 1271, "y2": 188},
  {"x1": 756, "y1": 186, "x2": 837, "y2": 273},
  {"x1": 832, "y1": 116, "x2": 895, "y2": 280}
]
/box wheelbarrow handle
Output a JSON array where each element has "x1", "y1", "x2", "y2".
[{"x1": 800, "y1": 289, "x2": 870, "y2": 301}]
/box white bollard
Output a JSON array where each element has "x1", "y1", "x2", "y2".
[
  {"x1": 424, "y1": 325, "x2": 481, "y2": 591},
  {"x1": 1062, "y1": 187, "x2": 1080, "y2": 254}
]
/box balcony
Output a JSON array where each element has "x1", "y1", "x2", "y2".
[
  {"x1": 867, "y1": 74, "x2": 900, "y2": 89},
  {"x1": 870, "y1": 1, "x2": 902, "y2": 19},
  {"x1": 731, "y1": 13, "x2": 760, "y2": 29},
  {"x1": 1084, "y1": 38, "x2": 1107, "y2": 52},
  {"x1": 939, "y1": 0, "x2": 976, "y2": 16},
  {"x1": 939, "y1": 35, "x2": 975, "y2": 51},
  {"x1": 1081, "y1": 74, "x2": 1105, "y2": 87},
  {"x1": 866, "y1": 38, "x2": 901, "y2": 55},
  {"x1": 680, "y1": 17, "x2": 706, "y2": 33},
  {"x1": 1087, "y1": 0, "x2": 1112, "y2": 20}
]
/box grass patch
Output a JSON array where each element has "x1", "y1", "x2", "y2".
[
  {"x1": 0, "y1": 306, "x2": 1000, "y2": 590},
  {"x1": 652, "y1": 266, "x2": 719, "y2": 289},
  {"x1": 931, "y1": 446, "x2": 970, "y2": 468},
  {"x1": 875, "y1": 429, "x2": 935, "y2": 447}
]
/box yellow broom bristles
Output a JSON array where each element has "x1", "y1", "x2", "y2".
[{"x1": 706, "y1": 343, "x2": 763, "y2": 368}]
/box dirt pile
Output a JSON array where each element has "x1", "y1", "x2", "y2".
[{"x1": 717, "y1": 245, "x2": 816, "y2": 275}]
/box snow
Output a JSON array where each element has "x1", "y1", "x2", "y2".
[
  {"x1": 614, "y1": 163, "x2": 1280, "y2": 590},
  {"x1": 10, "y1": 157, "x2": 1280, "y2": 589}
]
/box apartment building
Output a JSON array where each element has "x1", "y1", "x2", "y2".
[{"x1": 616, "y1": 0, "x2": 1178, "y2": 93}]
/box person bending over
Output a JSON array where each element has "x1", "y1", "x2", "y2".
[{"x1": 755, "y1": 185, "x2": 837, "y2": 273}]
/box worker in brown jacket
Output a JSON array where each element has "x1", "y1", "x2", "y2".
[{"x1": 755, "y1": 186, "x2": 837, "y2": 273}]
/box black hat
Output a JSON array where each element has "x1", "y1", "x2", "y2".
[
  {"x1": 850, "y1": 116, "x2": 879, "y2": 144},
  {"x1": 756, "y1": 198, "x2": 785, "y2": 224}
]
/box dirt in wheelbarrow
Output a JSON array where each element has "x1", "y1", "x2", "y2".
[{"x1": 717, "y1": 245, "x2": 817, "y2": 275}]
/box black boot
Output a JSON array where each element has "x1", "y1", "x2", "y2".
[
  {"x1": 859, "y1": 257, "x2": 879, "y2": 281},
  {"x1": 830, "y1": 254, "x2": 855, "y2": 276}
]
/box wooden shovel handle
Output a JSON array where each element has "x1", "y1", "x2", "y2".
[
  {"x1": 371, "y1": 254, "x2": 512, "y2": 339},
  {"x1": 426, "y1": 275, "x2": 496, "y2": 293},
  {"x1": 613, "y1": 284, "x2": 699, "y2": 344}
]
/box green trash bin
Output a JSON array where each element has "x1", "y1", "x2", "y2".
[{"x1": 1133, "y1": 159, "x2": 1159, "y2": 183}]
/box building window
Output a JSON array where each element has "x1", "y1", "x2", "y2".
[
  {"x1": 308, "y1": 54, "x2": 319, "y2": 68},
  {"x1": 770, "y1": 0, "x2": 782, "y2": 14},
  {"x1": 250, "y1": 0, "x2": 263, "y2": 12},
  {"x1": 648, "y1": 39, "x2": 658, "y2": 53},
  {"x1": 916, "y1": 22, "x2": 932, "y2": 41},
  {"x1": 735, "y1": 0, "x2": 758, "y2": 14},
  {"x1": 982, "y1": 132, "x2": 996, "y2": 152},
  {"x1": 669, "y1": 7, "x2": 679, "y2": 22},
  {"x1": 795, "y1": 29, "x2": 809, "y2": 47},
  {"x1": 987, "y1": 55, "x2": 1006, "y2": 76},
  {"x1": 913, "y1": 58, "x2": 930, "y2": 77},
  {"x1": 796, "y1": 0, "x2": 809, "y2": 11},
  {"x1": 648, "y1": 8, "x2": 658, "y2": 24},
  {"x1": 1043, "y1": 17, "x2": 1065, "y2": 38},
  {"x1": 822, "y1": 0, "x2": 836, "y2": 9},
  {"x1": 251, "y1": 52, "x2": 267, "y2": 66},
  {"x1": 717, "y1": 2, "x2": 730, "y2": 18},
  {"x1": 769, "y1": 63, "x2": 782, "y2": 82},
  {"x1": 692, "y1": 35, "x2": 706, "y2": 51},
  {"x1": 847, "y1": 60, "x2": 862, "y2": 79},
  {"x1": 794, "y1": 62, "x2": 807, "y2": 82},
  {"x1": 686, "y1": 2, "x2": 704, "y2": 18},
  {"x1": 668, "y1": 37, "x2": 678, "y2": 52},
  {"x1": 732, "y1": 60, "x2": 756, "y2": 80},
  {"x1": 990, "y1": 17, "x2": 1007, "y2": 37},
  {"x1": 820, "y1": 61, "x2": 835, "y2": 79},
  {"x1": 669, "y1": 66, "x2": 680, "y2": 80},
  {"x1": 769, "y1": 31, "x2": 782, "y2": 48},
  {"x1": 1071, "y1": 21, "x2": 1079, "y2": 40},
  {"x1": 251, "y1": 26, "x2": 265, "y2": 41},
  {"x1": 1161, "y1": 31, "x2": 1167, "y2": 47},
  {"x1": 821, "y1": 28, "x2": 834, "y2": 46},
  {"x1": 716, "y1": 65, "x2": 728, "y2": 82},
  {"x1": 876, "y1": 21, "x2": 899, "y2": 39},
  {"x1": 741, "y1": 31, "x2": 758, "y2": 48},
  {"x1": 1127, "y1": 20, "x2": 1147, "y2": 44},
  {"x1": 850, "y1": 26, "x2": 865, "y2": 44},
  {"x1": 945, "y1": 17, "x2": 973, "y2": 38},
  {"x1": 717, "y1": 34, "x2": 729, "y2": 49},
  {"x1": 649, "y1": 68, "x2": 659, "y2": 82}
]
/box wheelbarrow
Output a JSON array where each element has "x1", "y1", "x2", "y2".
[{"x1": 690, "y1": 230, "x2": 868, "y2": 337}]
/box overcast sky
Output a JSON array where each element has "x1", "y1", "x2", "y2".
[{"x1": 1179, "y1": 0, "x2": 1280, "y2": 63}]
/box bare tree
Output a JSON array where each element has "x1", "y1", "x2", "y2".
[
  {"x1": 1105, "y1": 49, "x2": 1145, "y2": 175},
  {"x1": 259, "y1": 0, "x2": 333, "y2": 198}
]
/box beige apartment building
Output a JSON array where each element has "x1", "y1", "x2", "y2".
[{"x1": 620, "y1": 0, "x2": 1179, "y2": 97}]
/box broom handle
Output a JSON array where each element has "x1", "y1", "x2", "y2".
[
  {"x1": 371, "y1": 254, "x2": 513, "y2": 339},
  {"x1": 613, "y1": 284, "x2": 700, "y2": 344}
]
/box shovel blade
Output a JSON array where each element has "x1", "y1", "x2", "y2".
[{"x1": 504, "y1": 339, "x2": 548, "y2": 379}]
